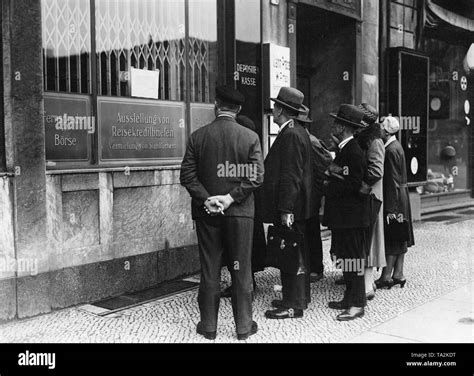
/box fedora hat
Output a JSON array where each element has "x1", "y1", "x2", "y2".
[
  {"x1": 296, "y1": 104, "x2": 312, "y2": 123},
  {"x1": 330, "y1": 104, "x2": 367, "y2": 128},
  {"x1": 271, "y1": 87, "x2": 305, "y2": 113}
]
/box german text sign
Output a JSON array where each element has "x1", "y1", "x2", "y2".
[
  {"x1": 98, "y1": 97, "x2": 186, "y2": 162},
  {"x1": 44, "y1": 94, "x2": 92, "y2": 163}
]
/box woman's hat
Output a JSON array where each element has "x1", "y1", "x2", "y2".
[
  {"x1": 381, "y1": 116, "x2": 400, "y2": 134},
  {"x1": 358, "y1": 103, "x2": 379, "y2": 125},
  {"x1": 271, "y1": 87, "x2": 305, "y2": 113},
  {"x1": 329, "y1": 104, "x2": 368, "y2": 128},
  {"x1": 296, "y1": 105, "x2": 313, "y2": 123}
]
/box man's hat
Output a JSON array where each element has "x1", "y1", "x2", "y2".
[
  {"x1": 296, "y1": 104, "x2": 313, "y2": 123},
  {"x1": 216, "y1": 86, "x2": 245, "y2": 105},
  {"x1": 330, "y1": 104, "x2": 368, "y2": 128},
  {"x1": 358, "y1": 103, "x2": 379, "y2": 125},
  {"x1": 271, "y1": 87, "x2": 305, "y2": 113}
]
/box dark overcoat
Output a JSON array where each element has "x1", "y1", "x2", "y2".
[
  {"x1": 383, "y1": 139, "x2": 415, "y2": 251},
  {"x1": 259, "y1": 120, "x2": 313, "y2": 223},
  {"x1": 323, "y1": 138, "x2": 370, "y2": 229}
]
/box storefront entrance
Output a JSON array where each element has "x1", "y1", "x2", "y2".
[{"x1": 296, "y1": 4, "x2": 357, "y2": 145}]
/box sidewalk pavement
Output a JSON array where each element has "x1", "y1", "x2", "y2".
[
  {"x1": 348, "y1": 283, "x2": 473, "y2": 343},
  {"x1": 0, "y1": 214, "x2": 472, "y2": 343}
]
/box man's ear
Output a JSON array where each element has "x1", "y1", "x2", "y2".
[{"x1": 237, "y1": 105, "x2": 242, "y2": 115}]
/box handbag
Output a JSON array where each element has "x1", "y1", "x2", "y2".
[
  {"x1": 384, "y1": 217, "x2": 410, "y2": 242},
  {"x1": 265, "y1": 225, "x2": 306, "y2": 275}
]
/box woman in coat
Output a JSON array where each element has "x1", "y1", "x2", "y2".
[
  {"x1": 376, "y1": 116, "x2": 415, "y2": 288},
  {"x1": 356, "y1": 104, "x2": 386, "y2": 300}
]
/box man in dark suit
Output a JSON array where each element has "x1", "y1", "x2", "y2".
[
  {"x1": 180, "y1": 86, "x2": 264, "y2": 340},
  {"x1": 323, "y1": 104, "x2": 371, "y2": 321},
  {"x1": 260, "y1": 87, "x2": 313, "y2": 320},
  {"x1": 295, "y1": 105, "x2": 333, "y2": 283}
]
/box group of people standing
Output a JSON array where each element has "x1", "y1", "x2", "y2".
[{"x1": 180, "y1": 85, "x2": 414, "y2": 341}]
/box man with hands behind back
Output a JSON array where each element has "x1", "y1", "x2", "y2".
[{"x1": 180, "y1": 86, "x2": 264, "y2": 340}]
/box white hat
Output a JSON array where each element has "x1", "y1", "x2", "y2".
[{"x1": 381, "y1": 116, "x2": 400, "y2": 134}]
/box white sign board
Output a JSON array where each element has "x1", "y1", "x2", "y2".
[
  {"x1": 131, "y1": 68, "x2": 160, "y2": 99},
  {"x1": 268, "y1": 44, "x2": 290, "y2": 108}
]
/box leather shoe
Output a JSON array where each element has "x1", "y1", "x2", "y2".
[
  {"x1": 196, "y1": 322, "x2": 216, "y2": 340},
  {"x1": 335, "y1": 278, "x2": 346, "y2": 285},
  {"x1": 328, "y1": 300, "x2": 348, "y2": 310},
  {"x1": 271, "y1": 299, "x2": 284, "y2": 308},
  {"x1": 265, "y1": 308, "x2": 303, "y2": 319},
  {"x1": 310, "y1": 273, "x2": 324, "y2": 283},
  {"x1": 336, "y1": 307, "x2": 365, "y2": 321},
  {"x1": 237, "y1": 321, "x2": 258, "y2": 340},
  {"x1": 366, "y1": 290, "x2": 375, "y2": 301},
  {"x1": 220, "y1": 285, "x2": 232, "y2": 298}
]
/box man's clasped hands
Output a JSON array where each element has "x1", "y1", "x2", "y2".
[{"x1": 204, "y1": 194, "x2": 235, "y2": 216}]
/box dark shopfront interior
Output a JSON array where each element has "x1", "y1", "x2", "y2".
[{"x1": 296, "y1": 3, "x2": 357, "y2": 146}]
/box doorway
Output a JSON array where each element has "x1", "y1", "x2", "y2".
[{"x1": 296, "y1": 4, "x2": 357, "y2": 145}]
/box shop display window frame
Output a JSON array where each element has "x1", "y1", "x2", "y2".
[{"x1": 42, "y1": 0, "x2": 220, "y2": 169}]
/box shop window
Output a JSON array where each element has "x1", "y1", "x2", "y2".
[
  {"x1": 389, "y1": 1, "x2": 417, "y2": 49},
  {"x1": 421, "y1": 38, "x2": 472, "y2": 194},
  {"x1": 42, "y1": 0, "x2": 219, "y2": 167},
  {"x1": 42, "y1": 0, "x2": 92, "y2": 94},
  {"x1": 96, "y1": 0, "x2": 186, "y2": 101},
  {"x1": 189, "y1": 0, "x2": 218, "y2": 103}
]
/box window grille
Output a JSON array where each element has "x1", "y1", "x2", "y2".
[
  {"x1": 95, "y1": 0, "x2": 186, "y2": 100},
  {"x1": 42, "y1": 0, "x2": 92, "y2": 94}
]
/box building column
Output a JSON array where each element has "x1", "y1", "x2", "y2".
[
  {"x1": 3, "y1": 0, "x2": 49, "y2": 317},
  {"x1": 361, "y1": 0, "x2": 380, "y2": 109}
]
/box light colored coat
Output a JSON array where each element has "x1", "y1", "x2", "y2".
[{"x1": 366, "y1": 138, "x2": 386, "y2": 268}]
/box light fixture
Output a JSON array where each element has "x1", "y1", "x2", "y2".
[{"x1": 463, "y1": 43, "x2": 474, "y2": 72}]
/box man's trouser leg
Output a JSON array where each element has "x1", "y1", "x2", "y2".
[
  {"x1": 281, "y1": 220, "x2": 310, "y2": 310},
  {"x1": 307, "y1": 216, "x2": 324, "y2": 274},
  {"x1": 223, "y1": 217, "x2": 254, "y2": 335},
  {"x1": 343, "y1": 270, "x2": 366, "y2": 307},
  {"x1": 196, "y1": 217, "x2": 223, "y2": 332}
]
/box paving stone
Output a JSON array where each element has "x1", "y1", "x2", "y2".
[{"x1": 0, "y1": 218, "x2": 471, "y2": 343}]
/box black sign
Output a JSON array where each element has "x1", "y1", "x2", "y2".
[
  {"x1": 44, "y1": 94, "x2": 92, "y2": 163},
  {"x1": 98, "y1": 97, "x2": 186, "y2": 162}
]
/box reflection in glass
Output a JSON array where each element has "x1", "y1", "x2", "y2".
[
  {"x1": 422, "y1": 38, "x2": 471, "y2": 193},
  {"x1": 42, "y1": 0, "x2": 91, "y2": 93},
  {"x1": 96, "y1": 0, "x2": 186, "y2": 100},
  {"x1": 189, "y1": 0, "x2": 218, "y2": 103},
  {"x1": 235, "y1": 0, "x2": 261, "y2": 43},
  {"x1": 388, "y1": 0, "x2": 418, "y2": 49}
]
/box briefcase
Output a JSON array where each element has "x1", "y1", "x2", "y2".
[
  {"x1": 384, "y1": 217, "x2": 410, "y2": 242},
  {"x1": 265, "y1": 225, "x2": 306, "y2": 275}
]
